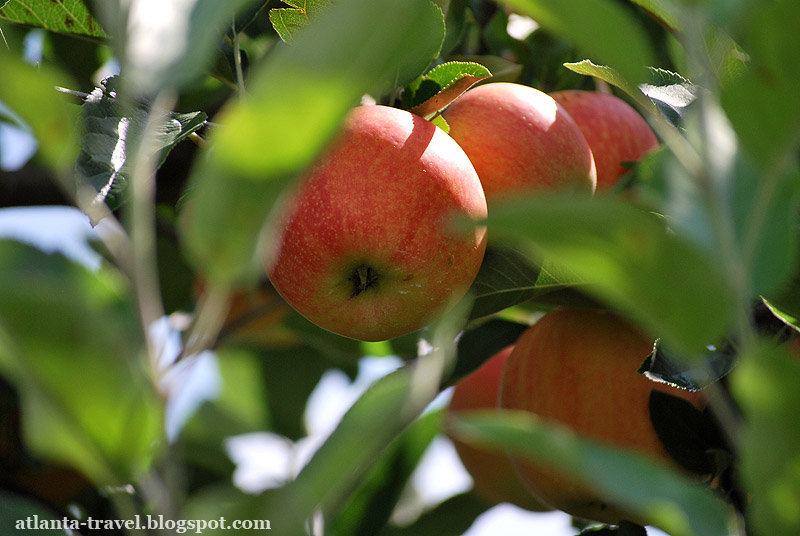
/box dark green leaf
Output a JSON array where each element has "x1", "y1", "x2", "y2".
[
  {"x1": 440, "y1": 0, "x2": 468, "y2": 57},
  {"x1": 446, "y1": 318, "x2": 528, "y2": 386},
  {"x1": 0, "y1": 240, "x2": 162, "y2": 485},
  {"x1": 730, "y1": 344, "x2": 800, "y2": 536},
  {"x1": 486, "y1": 194, "x2": 734, "y2": 354},
  {"x1": 639, "y1": 339, "x2": 738, "y2": 391},
  {"x1": 75, "y1": 77, "x2": 207, "y2": 219},
  {"x1": 500, "y1": 0, "x2": 657, "y2": 85},
  {"x1": 468, "y1": 245, "x2": 586, "y2": 320},
  {"x1": 0, "y1": 0, "x2": 106, "y2": 38},
  {"x1": 450, "y1": 410, "x2": 734, "y2": 536},
  {"x1": 649, "y1": 391, "x2": 728, "y2": 476},
  {"x1": 405, "y1": 61, "x2": 491, "y2": 118},
  {"x1": 378, "y1": 492, "x2": 489, "y2": 536},
  {"x1": 0, "y1": 491, "x2": 72, "y2": 535}
]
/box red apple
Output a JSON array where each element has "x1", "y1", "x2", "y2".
[
  {"x1": 499, "y1": 308, "x2": 704, "y2": 524},
  {"x1": 267, "y1": 105, "x2": 488, "y2": 342},
  {"x1": 550, "y1": 90, "x2": 658, "y2": 191},
  {"x1": 445, "y1": 346, "x2": 551, "y2": 511},
  {"x1": 442, "y1": 82, "x2": 597, "y2": 202}
]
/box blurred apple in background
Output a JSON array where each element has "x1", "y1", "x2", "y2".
[{"x1": 550, "y1": 90, "x2": 658, "y2": 191}]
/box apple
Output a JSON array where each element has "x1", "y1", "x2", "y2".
[
  {"x1": 445, "y1": 345, "x2": 551, "y2": 511},
  {"x1": 499, "y1": 307, "x2": 704, "y2": 525},
  {"x1": 550, "y1": 90, "x2": 658, "y2": 191},
  {"x1": 267, "y1": 105, "x2": 488, "y2": 342},
  {"x1": 442, "y1": 82, "x2": 597, "y2": 202}
]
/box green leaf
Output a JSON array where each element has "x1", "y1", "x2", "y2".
[
  {"x1": 75, "y1": 77, "x2": 207, "y2": 219},
  {"x1": 486, "y1": 194, "x2": 734, "y2": 355},
  {"x1": 446, "y1": 318, "x2": 528, "y2": 386},
  {"x1": 182, "y1": 0, "x2": 454, "y2": 287},
  {"x1": 330, "y1": 410, "x2": 442, "y2": 536},
  {"x1": 468, "y1": 245, "x2": 542, "y2": 319},
  {"x1": 468, "y1": 245, "x2": 591, "y2": 320},
  {"x1": 450, "y1": 410, "x2": 735, "y2": 536},
  {"x1": 378, "y1": 492, "x2": 489, "y2": 536},
  {"x1": 721, "y1": 0, "x2": 800, "y2": 166},
  {"x1": 730, "y1": 344, "x2": 800, "y2": 536},
  {"x1": 639, "y1": 68, "x2": 700, "y2": 127},
  {"x1": 0, "y1": 50, "x2": 78, "y2": 174},
  {"x1": 0, "y1": 0, "x2": 106, "y2": 38},
  {"x1": 405, "y1": 61, "x2": 492, "y2": 118},
  {"x1": 627, "y1": 0, "x2": 679, "y2": 30},
  {"x1": 268, "y1": 0, "x2": 333, "y2": 42},
  {"x1": 499, "y1": 0, "x2": 657, "y2": 85},
  {"x1": 0, "y1": 240, "x2": 163, "y2": 485}
]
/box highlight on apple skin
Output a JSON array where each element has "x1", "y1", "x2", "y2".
[
  {"x1": 550, "y1": 90, "x2": 658, "y2": 191},
  {"x1": 445, "y1": 345, "x2": 552, "y2": 512},
  {"x1": 499, "y1": 307, "x2": 704, "y2": 525},
  {"x1": 442, "y1": 82, "x2": 597, "y2": 203},
  {"x1": 267, "y1": 104, "x2": 488, "y2": 342}
]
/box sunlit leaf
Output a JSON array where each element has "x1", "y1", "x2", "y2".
[
  {"x1": 0, "y1": 0, "x2": 106, "y2": 38},
  {"x1": 405, "y1": 61, "x2": 492, "y2": 118},
  {"x1": 268, "y1": 0, "x2": 333, "y2": 42}
]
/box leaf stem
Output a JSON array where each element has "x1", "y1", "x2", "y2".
[{"x1": 232, "y1": 18, "x2": 246, "y2": 97}]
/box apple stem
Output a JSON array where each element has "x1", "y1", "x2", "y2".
[{"x1": 350, "y1": 264, "x2": 379, "y2": 297}]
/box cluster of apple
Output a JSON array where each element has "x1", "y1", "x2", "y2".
[
  {"x1": 266, "y1": 81, "x2": 657, "y2": 342},
  {"x1": 266, "y1": 81, "x2": 687, "y2": 524}
]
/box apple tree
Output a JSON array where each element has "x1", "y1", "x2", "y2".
[{"x1": 0, "y1": 0, "x2": 798, "y2": 535}]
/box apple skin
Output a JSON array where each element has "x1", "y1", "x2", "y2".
[
  {"x1": 550, "y1": 90, "x2": 658, "y2": 191},
  {"x1": 267, "y1": 105, "x2": 488, "y2": 342},
  {"x1": 499, "y1": 308, "x2": 704, "y2": 525},
  {"x1": 445, "y1": 346, "x2": 551, "y2": 511},
  {"x1": 442, "y1": 82, "x2": 597, "y2": 202}
]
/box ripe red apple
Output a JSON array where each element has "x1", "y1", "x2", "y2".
[
  {"x1": 442, "y1": 82, "x2": 597, "y2": 202},
  {"x1": 550, "y1": 90, "x2": 658, "y2": 191},
  {"x1": 267, "y1": 105, "x2": 488, "y2": 342},
  {"x1": 499, "y1": 308, "x2": 704, "y2": 525},
  {"x1": 445, "y1": 346, "x2": 551, "y2": 511}
]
